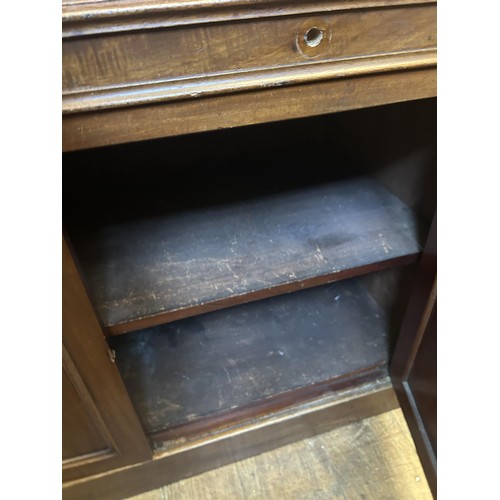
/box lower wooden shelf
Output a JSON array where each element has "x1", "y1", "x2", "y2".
[{"x1": 110, "y1": 277, "x2": 391, "y2": 442}]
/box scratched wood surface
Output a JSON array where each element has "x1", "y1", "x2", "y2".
[
  {"x1": 62, "y1": 6, "x2": 435, "y2": 95},
  {"x1": 127, "y1": 407, "x2": 432, "y2": 499},
  {"x1": 67, "y1": 178, "x2": 420, "y2": 333},
  {"x1": 110, "y1": 279, "x2": 389, "y2": 436},
  {"x1": 62, "y1": 68, "x2": 436, "y2": 151}
]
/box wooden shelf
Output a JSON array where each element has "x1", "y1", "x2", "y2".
[
  {"x1": 71, "y1": 177, "x2": 420, "y2": 334},
  {"x1": 110, "y1": 279, "x2": 390, "y2": 439}
]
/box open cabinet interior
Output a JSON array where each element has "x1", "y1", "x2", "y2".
[{"x1": 63, "y1": 97, "x2": 436, "y2": 450}]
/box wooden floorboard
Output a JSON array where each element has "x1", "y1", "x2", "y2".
[{"x1": 128, "y1": 408, "x2": 432, "y2": 499}]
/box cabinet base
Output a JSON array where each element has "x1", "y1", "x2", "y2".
[{"x1": 63, "y1": 377, "x2": 398, "y2": 500}]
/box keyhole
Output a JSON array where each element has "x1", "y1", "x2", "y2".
[{"x1": 304, "y1": 27, "x2": 324, "y2": 48}]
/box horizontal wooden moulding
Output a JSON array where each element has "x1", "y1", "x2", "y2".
[
  {"x1": 62, "y1": 0, "x2": 437, "y2": 37},
  {"x1": 62, "y1": 68, "x2": 437, "y2": 150},
  {"x1": 63, "y1": 50, "x2": 437, "y2": 114},
  {"x1": 62, "y1": 1, "x2": 437, "y2": 107}
]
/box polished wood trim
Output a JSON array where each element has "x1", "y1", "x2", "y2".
[
  {"x1": 62, "y1": 0, "x2": 436, "y2": 37},
  {"x1": 63, "y1": 49, "x2": 436, "y2": 114},
  {"x1": 63, "y1": 4, "x2": 436, "y2": 97},
  {"x1": 63, "y1": 450, "x2": 117, "y2": 469},
  {"x1": 63, "y1": 67, "x2": 436, "y2": 151},
  {"x1": 63, "y1": 378, "x2": 398, "y2": 499}
]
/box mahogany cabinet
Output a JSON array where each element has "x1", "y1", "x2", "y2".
[
  {"x1": 62, "y1": 0, "x2": 437, "y2": 497},
  {"x1": 63, "y1": 238, "x2": 152, "y2": 482}
]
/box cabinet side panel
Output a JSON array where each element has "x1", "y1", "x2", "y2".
[
  {"x1": 62, "y1": 236, "x2": 152, "y2": 482},
  {"x1": 390, "y1": 215, "x2": 436, "y2": 497},
  {"x1": 407, "y1": 301, "x2": 437, "y2": 453}
]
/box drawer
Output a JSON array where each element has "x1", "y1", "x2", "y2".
[{"x1": 62, "y1": 3, "x2": 436, "y2": 113}]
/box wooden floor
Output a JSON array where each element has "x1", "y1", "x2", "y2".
[{"x1": 128, "y1": 408, "x2": 432, "y2": 499}]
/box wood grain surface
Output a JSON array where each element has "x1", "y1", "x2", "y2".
[
  {"x1": 63, "y1": 6, "x2": 436, "y2": 92},
  {"x1": 62, "y1": 68, "x2": 436, "y2": 151},
  {"x1": 127, "y1": 408, "x2": 432, "y2": 499},
  {"x1": 63, "y1": 380, "x2": 398, "y2": 499},
  {"x1": 62, "y1": 237, "x2": 151, "y2": 482},
  {"x1": 62, "y1": 6, "x2": 436, "y2": 112},
  {"x1": 67, "y1": 178, "x2": 420, "y2": 333},
  {"x1": 62, "y1": 0, "x2": 436, "y2": 37},
  {"x1": 63, "y1": 51, "x2": 436, "y2": 115}
]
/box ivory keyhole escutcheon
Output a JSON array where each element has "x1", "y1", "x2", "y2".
[{"x1": 296, "y1": 19, "x2": 332, "y2": 58}]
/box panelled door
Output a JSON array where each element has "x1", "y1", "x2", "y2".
[{"x1": 63, "y1": 237, "x2": 151, "y2": 483}]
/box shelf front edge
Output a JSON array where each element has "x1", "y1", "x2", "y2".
[{"x1": 107, "y1": 253, "x2": 419, "y2": 335}]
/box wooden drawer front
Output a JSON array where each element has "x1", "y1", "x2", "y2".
[{"x1": 63, "y1": 5, "x2": 435, "y2": 107}]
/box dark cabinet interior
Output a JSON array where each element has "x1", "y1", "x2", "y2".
[
  {"x1": 63, "y1": 98, "x2": 436, "y2": 456},
  {"x1": 61, "y1": 0, "x2": 438, "y2": 494}
]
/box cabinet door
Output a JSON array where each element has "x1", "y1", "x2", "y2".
[
  {"x1": 63, "y1": 237, "x2": 151, "y2": 483},
  {"x1": 391, "y1": 215, "x2": 436, "y2": 496}
]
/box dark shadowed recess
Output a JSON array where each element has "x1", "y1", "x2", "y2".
[{"x1": 110, "y1": 279, "x2": 390, "y2": 438}]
